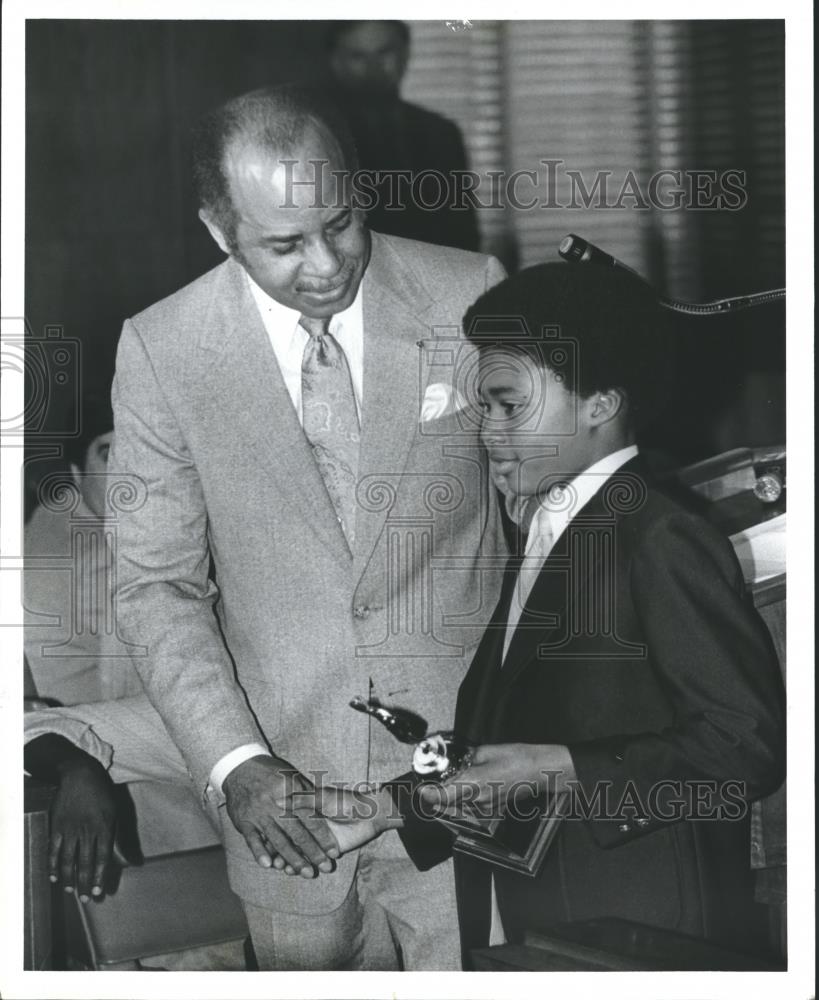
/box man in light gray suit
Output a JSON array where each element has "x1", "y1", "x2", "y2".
[{"x1": 27, "y1": 84, "x2": 506, "y2": 969}]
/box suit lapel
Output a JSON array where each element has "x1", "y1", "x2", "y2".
[
  {"x1": 197, "y1": 259, "x2": 351, "y2": 565},
  {"x1": 497, "y1": 458, "x2": 648, "y2": 690},
  {"x1": 455, "y1": 554, "x2": 521, "y2": 742},
  {"x1": 498, "y1": 551, "x2": 572, "y2": 690},
  {"x1": 354, "y1": 233, "x2": 437, "y2": 567}
]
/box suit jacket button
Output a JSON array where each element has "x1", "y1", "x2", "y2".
[
  {"x1": 618, "y1": 822, "x2": 630, "y2": 832},
  {"x1": 353, "y1": 605, "x2": 370, "y2": 620}
]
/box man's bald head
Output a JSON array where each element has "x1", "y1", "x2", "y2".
[
  {"x1": 192, "y1": 84, "x2": 358, "y2": 252},
  {"x1": 193, "y1": 84, "x2": 370, "y2": 319}
]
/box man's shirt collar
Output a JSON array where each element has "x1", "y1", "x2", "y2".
[{"x1": 245, "y1": 270, "x2": 363, "y2": 346}]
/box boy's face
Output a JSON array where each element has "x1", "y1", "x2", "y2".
[{"x1": 478, "y1": 348, "x2": 597, "y2": 498}]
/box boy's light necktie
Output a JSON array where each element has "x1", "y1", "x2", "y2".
[
  {"x1": 300, "y1": 314, "x2": 360, "y2": 548},
  {"x1": 502, "y1": 504, "x2": 554, "y2": 664}
]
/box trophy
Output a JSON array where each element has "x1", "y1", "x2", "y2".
[{"x1": 350, "y1": 696, "x2": 566, "y2": 876}]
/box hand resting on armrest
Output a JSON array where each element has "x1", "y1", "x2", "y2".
[{"x1": 25, "y1": 734, "x2": 126, "y2": 902}]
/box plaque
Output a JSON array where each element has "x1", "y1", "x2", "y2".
[{"x1": 350, "y1": 696, "x2": 566, "y2": 876}]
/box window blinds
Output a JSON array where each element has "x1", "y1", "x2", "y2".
[{"x1": 402, "y1": 20, "x2": 784, "y2": 299}]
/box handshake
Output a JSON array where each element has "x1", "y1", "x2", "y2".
[
  {"x1": 222, "y1": 754, "x2": 406, "y2": 879},
  {"x1": 222, "y1": 720, "x2": 484, "y2": 879},
  {"x1": 223, "y1": 704, "x2": 478, "y2": 879}
]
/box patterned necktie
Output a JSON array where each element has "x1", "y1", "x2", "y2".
[
  {"x1": 300, "y1": 314, "x2": 360, "y2": 548},
  {"x1": 502, "y1": 501, "x2": 554, "y2": 664}
]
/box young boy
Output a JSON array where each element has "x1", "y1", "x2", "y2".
[{"x1": 327, "y1": 261, "x2": 786, "y2": 965}]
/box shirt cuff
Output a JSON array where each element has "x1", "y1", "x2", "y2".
[{"x1": 209, "y1": 743, "x2": 271, "y2": 796}]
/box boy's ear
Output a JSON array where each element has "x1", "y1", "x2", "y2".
[
  {"x1": 588, "y1": 388, "x2": 627, "y2": 426},
  {"x1": 199, "y1": 209, "x2": 231, "y2": 256}
]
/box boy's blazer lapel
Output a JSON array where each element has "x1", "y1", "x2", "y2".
[
  {"x1": 497, "y1": 459, "x2": 648, "y2": 691},
  {"x1": 196, "y1": 259, "x2": 352, "y2": 565},
  {"x1": 455, "y1": 555, "x2": 520, "y2": 742},
  {"x1": 496, "y1": 549, "x2": 570, "y2": 691}
]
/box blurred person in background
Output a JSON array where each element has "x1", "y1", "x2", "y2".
[
  {"x1": 24, "y1": 390, "x2": 141, "y2": 705},
  {"x1": 326, "y1": 20, "x2": 480, "y2": 252}
]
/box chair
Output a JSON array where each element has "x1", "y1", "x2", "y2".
[
  {"x1": 61, "y1": 845, "x2": 249, "y2": 970},
  {"x1": 24, "y1": 778, "x2": 56, "y2": 970}
]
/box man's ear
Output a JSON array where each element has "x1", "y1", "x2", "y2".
[
  {"x1": 69, "y1": 462, "x2": 82, "y2": 489},
  {"x1": 199, "y1": 209, "x2": 231, "y2": 256},
  {"x1": 588, "y1": 388, "x2": 627, "y2": 426}
]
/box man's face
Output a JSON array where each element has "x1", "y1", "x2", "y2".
[
  {"x1": 70, "y1": 430, "x2": 113, "y2": 518},
  {"x1": 478, "y1": 349, "x2": 596, "y2": 498},
  {"x1": 329, "y1": 22, "x2": 408, "y2": 99},
  {"x1": 205, "y1": 132, "x2": 370, "y2": 318}
]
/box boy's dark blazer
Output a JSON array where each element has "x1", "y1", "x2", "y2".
[{"x1": 398, "y1": 456, "x2": 785, "y2": 962}]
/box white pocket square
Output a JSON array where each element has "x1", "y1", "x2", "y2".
[{"x1": 421, "y1": 382, "x2": 468, "y2": 423}]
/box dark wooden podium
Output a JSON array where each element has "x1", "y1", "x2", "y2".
[
  {"x1": 673, "y1": 446, "x2": 788, "y2": 961},
  {"x1": 472, "y1": 918, "x2": 785, "y2": 971}
]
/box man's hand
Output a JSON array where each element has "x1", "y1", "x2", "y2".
[
  {"x1": 222, "y1": 755, "x2": 340, "y2": 878},
  {"x1": 48, "y1": 757, "x2": 118, "y2": 902},
  {"x1": 268, "y1": 785, "x2": 402, "y2": 875},
  {"x1": 419, "y1": 743, "x2": 576, "y2": 815}
]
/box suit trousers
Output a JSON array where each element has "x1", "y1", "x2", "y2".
[
  {"x1": 244, "y1": 832, "x2": 459, "y2": 970},
  {"x1": 24, "y1": 696, "x2": 461, "y2": 970}
]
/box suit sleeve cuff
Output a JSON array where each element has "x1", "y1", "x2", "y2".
[
  {"x1": 209, "y1": 743, "x2": 271, "y2": 797},
  {"x1": 382, "y1": 772, "x2": 454, "y2": 871}
]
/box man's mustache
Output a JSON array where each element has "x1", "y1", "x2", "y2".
[{"x1": 297, "y1": 265, "x2": 356, "y2": 293}]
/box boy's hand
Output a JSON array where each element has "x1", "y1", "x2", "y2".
[
  {"x1": 323, "y1": 785, "x2": 402, "y2": 850},
  {"x1": 419, "y1": 743, "x2": 576, "y2": 814},
  {"x1": 270, "y1": 786, "x2": 401, "y2": 875}
]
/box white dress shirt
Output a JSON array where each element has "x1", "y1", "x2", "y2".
[
  {"x1": 246, "y1": 270, "x2": 364, "y2": 421},
  {"x1": 502, "y1": 443, "x2": 639, "y2": 663},
  {"x1": 489, "y1": 443, "x2": 639, "y2": 945},
  {"x1": 209, "y1": 273, "x2": 364, "y2": 796}
]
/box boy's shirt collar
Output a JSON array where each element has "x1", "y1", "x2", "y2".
[{"x1": 525, "y1": 444, "x2": 639, "y2": 557}]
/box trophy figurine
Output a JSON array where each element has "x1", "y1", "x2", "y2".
[
  {"x1": 348, "y1": 695, "x2": 473, "y2": 781},
  {"x1": 349, "y1": 695, "x2": 567, "y2": 877}
]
